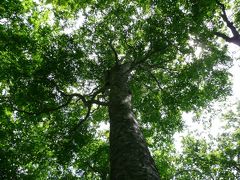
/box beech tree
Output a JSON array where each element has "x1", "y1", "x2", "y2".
[{"x1": 0, "y1": 0, "x2": 232, "y2": 179}]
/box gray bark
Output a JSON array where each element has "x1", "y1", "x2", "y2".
[{"x1": 108, "y1": 64, "x2": 160, "y2": 180}]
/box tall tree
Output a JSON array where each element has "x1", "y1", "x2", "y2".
[{"x1": 0, "y1": 0, "x2": 232, "y2": 179}]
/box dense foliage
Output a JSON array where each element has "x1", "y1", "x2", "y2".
[{"x1": 0, "y1": 0, "x2": 238, "y2": 179}]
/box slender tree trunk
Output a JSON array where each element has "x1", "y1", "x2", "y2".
[{"x1": 108, "y1": 64, "x2": 160, "y2": 180}]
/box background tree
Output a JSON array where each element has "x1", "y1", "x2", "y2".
[
  {"x1": 172, "y1": 102, "x2": 240, "y2": 179},
  {"x1": 0, "y1": 0, "x2": 233, "y2": 179}
]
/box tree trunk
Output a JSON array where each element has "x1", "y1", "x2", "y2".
[{"x1": 108, "y1": 64, "x2": 160, "y2": 180}]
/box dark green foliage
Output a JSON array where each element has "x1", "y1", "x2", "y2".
[{"x1": 0, "y1": 0, "x2": 235, "y2": 178}]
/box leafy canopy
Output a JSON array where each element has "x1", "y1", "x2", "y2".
[{"x1": 0, "y1": 0, "x2": 233, "y2": 178}]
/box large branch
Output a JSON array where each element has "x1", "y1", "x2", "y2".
[
  {"x1": 72, "y1": 103, "x2": 92, "y2": 131},
  {"x1": 215, "y1": 1, "x2": 240, "y2": 46},
  {"x1": 214, "y1": 31, "x2": 232, "y2": 42},
  {"x1": 11, "y1": 85, "x2": 108, "y2": 116},
  {"x1": 216, "y1": 0, "x2": 240, "y2": 37},
  {"x1": 56, "y1": 83, "x2": 108, "y2": 106}
]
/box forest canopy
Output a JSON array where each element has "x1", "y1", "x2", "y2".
[{"x1": 0, "y1": 0, "x2": 239, "y2": 179}]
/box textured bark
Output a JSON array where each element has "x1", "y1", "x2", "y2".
[{"x1": 108, "y1": 64, "x2": 160, "y2": 180}]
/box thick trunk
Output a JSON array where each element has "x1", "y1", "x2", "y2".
[{"x1": 108, "y1": 64, "x2": 160, "y2": 180}]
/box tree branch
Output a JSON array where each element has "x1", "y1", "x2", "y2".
[
  {"x1": 11, "y1": 85, "x2": 108, "y2": 116},
  {"x1": 64, "y1": 92, "x2": 88, "y2": 106},
  {"x1": 91, "y1": 99, "x2": 108, "y2": 106},
  {"x1": 73, "y1": 103, "x2": 92, "y2": 131},
  {"x1": 108, "y1": 41, "x2": 119, "y2": 64},
  {"x1": 216, "y1": 0, "x2": 240, "y2": 37},
  {"x1": 149, "y1": 71, "x2": 162, "y2": 90},
  {"x1": 215, "y1": 1, "x2": 240, "y2": 46},
  {"x1": 214, "y1": 31, "x2": 232, "y2": 42}
]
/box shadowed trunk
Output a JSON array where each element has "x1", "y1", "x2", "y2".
[{"x1": 108, "y1": 64, "x2": 160, "y2": 180}]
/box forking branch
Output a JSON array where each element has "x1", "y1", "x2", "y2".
[
  {"x1": 215, "y1": 0, "x2": 240, "y2": 46},
  {"x1": 10, "y1": 84, "x2": 108, "y2": 116}
]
